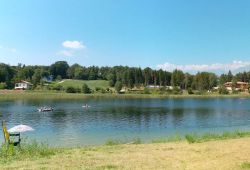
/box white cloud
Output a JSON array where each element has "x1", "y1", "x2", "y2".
[
  {"x1": 57, "y1": 40, "x2": 86, "y2": 57},
  {"x1": 157, "y1": 60, "x2": 250, "y2": 73},
  {"x1": 57, "y1": 50, "x2": 74, "y2": 57},
  {"x1": 62, "y1": 41, "x2": 85, "y2": 49}
]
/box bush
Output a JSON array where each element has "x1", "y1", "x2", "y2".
[
  {"x1": 115, "y1": 81, "x2": 123, "y2": 93},
  {"x1": 194, "y1": 91, "x2": 203, "y2": 95},
  {"x1": 172, "y1": 87, "x2": 182, "y2": 95},
  {"x1": 100, "y1": 88, "x2": 106, "y2": 93},
  {"x1": 219, "y1": 86, "x2": 229, "y2": 94},
  {"x1": 143, "y1": 88, "x2": 151, "y2": 94},
  {"x1": 187, "y1": 88, "x2": 194, "y2": 94},
  {"x1": 185, "y1": 134, "x2": 197, "y2": 143},
  {"x1": 56, "y1": 75, "x2": 62, "y2": 81},
  {"x1": 0, "y1": 82, "x2": 7, "y2": 89},
  {"x1": 82, "y1": 83, "x2": 91, "y2": 94},
  {"x1": 52, "y1": 84, "x2": 63, "y2": 91},
  {"x1": 232, "y1": 88, "x2": 239, "y2": 94},
  {"x1": 95, "y1": 87, "x2": 101, "y2": 91},
  {"x1": 109, "y1": 80, "x2": 115, "y2": 87},
  {"x1": 66, "y1": 86, "x2": 77, "y2": 93}
]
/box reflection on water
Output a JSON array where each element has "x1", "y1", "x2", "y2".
[{"x1": 1, "y1": 98, "x2": 250, "y2": 147}]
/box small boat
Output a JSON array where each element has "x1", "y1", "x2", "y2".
[
  {"x1": 38, "y1": 107, "x2": 53, "y2": 112},
  {"x1": 82, "y1": 104, "x2": 91, "y2": 108}
]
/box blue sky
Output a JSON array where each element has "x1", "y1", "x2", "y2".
[{"x1": 1, "y1": 0, "x2": 250, "y2": 72}]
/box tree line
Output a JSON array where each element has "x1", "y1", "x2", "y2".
[{"x1": 0, "y1": 61, "x2": 250, "y2": 91}]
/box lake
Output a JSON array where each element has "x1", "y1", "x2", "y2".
[{"x1": 1, "y1": 97, "x2": 250, "y2": 147}]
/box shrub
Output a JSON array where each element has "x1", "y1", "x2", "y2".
[
  {"x1": 100, "y1": 88, "x2": 106, "y2": 93},
  {"x1": 115, "y1": 81, "x2": 123, "y2": 93},
  {"x1": 143, "y1": 88, "x2": 151, "y2": 94},
  {"x1": 82, "y1": 83, "x2": 91, "y2": 94},
  {"x1": 185, "y1": 134, "x2": 197, "y2": 143},
  {"x1": 218, "y1": 86, "x2": 229, "y2": 94},
  {"x1": 95, "y1": 87, "x2": 101, "y2": 91},
  {"x1": 187, "y1": 88, "x2": 194, "y2": 94},
  {"x1": 52, "y1": 84, "x2": 63, "y2": 91},
  {"x1": 194, "y1": 91, "x2": 203, "y2": 95},
  {"x1": 232, "y1": 88, "x2": 239, "y2": 94},
  {"x1": 56, "y1": 75, "x2": 62, "y2": 81},
  {"x1": 109, "y1": 80, "x2": 115, "y2": 87},
  {"x1": 0, "y1": 82, "x2": 7, "y2": 89},
  {"x1": 66, "y1": 86, "x2": 76, "y2": 93},
  {"x1": 172, "y1": 87, "x2": 182, "y2": 95}
]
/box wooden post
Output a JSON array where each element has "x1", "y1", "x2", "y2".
[{"x1": 2, "y1": 120, "x2": 7, "y2": 144}]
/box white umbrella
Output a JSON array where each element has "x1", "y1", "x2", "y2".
[{"x1": 8, "y1": 124, "x2": 34, "y2": 133}]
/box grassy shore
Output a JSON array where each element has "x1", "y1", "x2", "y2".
[
  {"x1": 2, "y1": 131, "x2": 250, "y2": 169},
  {"x1": 1, "y1": 137, "x2": 250, "y2": 169},
  {"x1": 0, "y1": 90, "x2": 249, "y2": 100}
]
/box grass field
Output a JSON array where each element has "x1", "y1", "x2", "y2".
[
  {"x1": 2, "y1": 137, "x2": 250, "y2": 169},
  {"x1": 57, "y1": 79, "x2": 110, "y2": 90}
]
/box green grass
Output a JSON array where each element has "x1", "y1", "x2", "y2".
[
  {"x1": 58, "y1": 79, "x2": 110, "y2": 90},
  {"x1": 242, "y1": 162, "x2": 250, "y2": 169},
  {"x1": 152, "y1": 133, "x2": 183, "y2": 143},
  {"x1": 0, "y1": 91, "x2": 249, "y2": 101},
  {"x1": 151, "y1": 130, "x2": 250, "y2": 144},
  {"x1": 0, "y1": 140, "x2": 57, "y2": 164},
  {"x1": 1, "y1": 130, "x2": 250, "y2": 166},
  {"x1": 185, "y1": 131, "x2": 250, "y2": 143}
]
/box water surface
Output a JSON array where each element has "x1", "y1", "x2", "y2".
[{"x1": 1, "y1": 97, "x2": 250, "y2": 147}]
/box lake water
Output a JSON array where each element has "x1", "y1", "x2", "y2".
[{"x1": 1, "y1": 97, "x2": 250, "y2": 147}]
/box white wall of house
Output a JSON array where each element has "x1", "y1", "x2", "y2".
[{"x1": 15, "y1": 83, "x2": 31, "y2": 90}]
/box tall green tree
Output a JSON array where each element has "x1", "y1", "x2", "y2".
[{"x1": 50, "y1": 61, "x2": 69, "y2": 79}]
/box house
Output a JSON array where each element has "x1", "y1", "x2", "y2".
[
  {"x1": 224, "y1": 81, "x2": 249, "y2": 91},
  {"x1": 15, "y1": 80, "x2": 33, "y2": 90}
]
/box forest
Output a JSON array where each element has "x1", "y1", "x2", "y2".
[{"x1": 0, "y1": 61, "x2": 250, "y2": 92}]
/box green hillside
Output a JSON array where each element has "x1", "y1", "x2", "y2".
[{"x1": 57, "y1": 79, "x2": 110, "y2": 90}]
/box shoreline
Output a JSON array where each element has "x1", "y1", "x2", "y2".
[
  {"x1": 2, "y1": 133, "x2": 250, "y2": 169},
  {"x1": 0, "y1": 90, "x2": 249, "y2": 100}
]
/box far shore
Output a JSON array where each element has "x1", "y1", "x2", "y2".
[{"x1": 0, "y1": 90, "x2": 249, "y2": 100}]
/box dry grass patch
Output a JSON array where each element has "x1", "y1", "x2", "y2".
[{"x1": 1, "y1": 138, "x2": 250, "y2": 169}]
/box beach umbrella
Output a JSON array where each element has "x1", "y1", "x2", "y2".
[{"x1": 8, "y1": 124, "x2": 34, "y2": 133}]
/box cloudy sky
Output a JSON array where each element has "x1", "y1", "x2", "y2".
[{"x1": 0, "y1": 0, "x2": 250, "y2": 73}]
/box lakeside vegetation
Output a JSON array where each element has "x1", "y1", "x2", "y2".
[
  {"x1": 0, "y1": 61, "x2": 249, "y2": 95},
  {"x1": 2, "y1": 130, "x2": 250, "y2": 169},
  {"x1": 0, "y1": 90, "x2": 250, "y2": 100}
]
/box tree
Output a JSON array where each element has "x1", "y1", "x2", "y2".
[
  {"x1": 208, "y1": 73, "x2": 217, "y2": 90},
  {"x1": 32, "y1": 69, "x2": 42, "y2": 86},
  {"x1": 115, "y1": 81, "x2": 123, "y2": 93},
  {"x1": 82, "y1": 83, "x2": 91, "y2": 94},
  {"x1": 0, "y1": 63, "x2": 15, "y2": 88},
  {"x1": 50, "y1": 61, "x2": 69, "y2": 79},
  {"x1": 171, "y1": 69, "x2": 184, "y2": 88},
  {"x1": 143, "y1": 67, "x2": 152, "y2": 86},
  {"x1": 227, "y1": 70, "x2": 233, "y2": 82}
]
